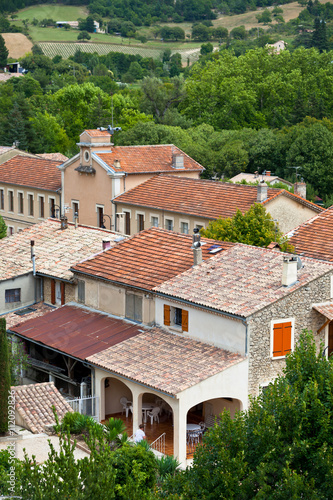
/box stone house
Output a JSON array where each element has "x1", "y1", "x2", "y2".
[
  {"x1": 58, "y1": 129, "x2": 203, "y2": 231},
  {"x1": 0, "y1": 218, "x2": 118, "y2": 315},
  {"x1": 8, "y1": 228, "x2": 333, "y2": 466},
  {"x1": 112, "y1": 174, "x2": 321, "y2": 235}
]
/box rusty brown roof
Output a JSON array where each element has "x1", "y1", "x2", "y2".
[{"x1": 9, "y1": 305, "x2": 145, "y2": 360}]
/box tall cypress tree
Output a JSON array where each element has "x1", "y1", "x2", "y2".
[
  {"x1": 0, "y1": 34, "x2": 8, "y2": 68},
  {"x1": 0, "y1": 318, "x2": 10, "y2": 434}
]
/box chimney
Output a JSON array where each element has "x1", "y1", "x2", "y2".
[
  {"x1": 113, "y1": 159, "x2": 121, "y2": 169},
  {"x1": 103, "y1": 240, "x2": 111, "y2": 251},
  {"x1": 172, "y1": 155, "x2": 184, "y2": 169},
  {"x1": 266, "y1": 171, "x2": 271, "y2": 176},
  {"x1": 282, "y1": 256, "x2": 298, "y2": 287},
  {"x1": 192, "y1": 228, "x2": 202, "y2": 266},
  {"x1": 116, "y1": 212, "x2": 125, "y2": 234},
  {"x1": 60, "y1": 215, "x2": 68, "y2": 230},
  {"x1": 294, "y1": 181, "x2": 306, "y2": 199},
  {"x1": 257, "y1": 181, "x2": 268, "y2": 202}
]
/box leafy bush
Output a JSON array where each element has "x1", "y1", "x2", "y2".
[
  {"x1": 156, "y1": 455, "x2": 180, "y2": 479},
  {"x1": 60, "y1": 411, "x2": 97, "y2": 434}
]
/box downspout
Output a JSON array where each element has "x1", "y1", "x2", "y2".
[{"x1": 31, "y1": 240, "x2": 37, "y2": 303}]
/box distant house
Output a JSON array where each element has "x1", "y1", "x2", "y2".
[
  {"x1": 230, "y1": 171, "x2": 294, "y2": 189},
  {"x1": 58, "y1": 129, "x2": 203, "y2": 230},
  {"x1": 266, "y1": 40, "x2": 286, "y2": 54},
  {"x1": 112, "y1": 174, "x2": 322, "y2": 235},
  {"x1": 0, "y1": 155, "x2": 62, "y2": 234},
  {"x1": 56, "y1": 20, "x2": 99, "y2": 32}
]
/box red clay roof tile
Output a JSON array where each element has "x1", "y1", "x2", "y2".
[
  {"x1": 0, "y1": 155, "x2": 61, "y2": 190},
  {"x1": 72, "y1": 227, "x2": 234, "y2": 290}
]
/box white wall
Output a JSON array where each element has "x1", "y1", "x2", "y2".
[{"x1": 155, "y1": 297, "x2": 246, "y2": 354}]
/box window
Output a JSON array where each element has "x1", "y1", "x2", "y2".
[
  {"x1": 195, "y1": 224, "x2": 204, "y2": 231},
  {"x1": 49, "y1": 198, "x2": 55, "y2": 218},
  {"x1": 271, "y1": 320, "x2": 293, "y2": 358},
  {"x1": 151, "y1": 216, "x2": 158, "y2": 228},
  {"x1": 38, "y1": 196, "x2": 44, "y2": 218},
  {"x1": 138, "y1": 214, "x2": 144, "y2": 232},
  {"x1": 84, "y1": 150, "x2": 90, "y2": 163},
  {"x1": 165, "y1": 219, "x2": 173, "y2": 231},
  {"x1": 78, "y1": 280, "x2": 85, "y2": 303},
  {"x1": 126, "y1": 294, "x2": 142, "y2": 322},
  {"x1": 97, "y1": 206, "x2": 104, "y2": 228},
  {"x1": 72, "y1": 201, "x2": 79, "y2": 222},
  {"x1": 18, "y1": 192, "x2": 24, "y2": 214},
  {"x1": 164, "y1": 304, "x2": 188, "y2": 332},
  {"x1": 181, "y1": 222, "x2": 189, "y2": 234},
  {"x1": 0, "y1": 189, "x2": 4, "y2": 210},
  {"x1": 28, "y1": 194, "x2": 34, "y2": 216},
  {"x1": 8, "y1": 191, "x2": 14, "y2": 212},
  {"x1": 125, "y1": 212, "x2": 130, "y2": 235},
  {"x1": 5, "y1": 288, "x2": 21, "y2": 303},
  {"x1": 8, "y1": 226, "x2": 14, "y2": 236}
]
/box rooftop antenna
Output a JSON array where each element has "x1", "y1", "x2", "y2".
[{"x1": 288, "y1": 165, "x2": 302, "y2": 182}]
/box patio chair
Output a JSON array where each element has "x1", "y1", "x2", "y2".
[
  {"x1": 187, "y1": 430, "x2": 200, "y2": 449},
  {"x1": 147, "y1": 406, "x2": 160, "y2": 425},
  {"x1": 120, "y1": 397, "x2": 132, "y2": 417}
]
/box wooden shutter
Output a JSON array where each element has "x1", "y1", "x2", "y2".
[
  {"x1": 182, "y1": 310, "x2": 189, "y2": 332},
  {"x1": 164, "y1": 305, "x2": 171, "y2": 326},
  {"x1": 273, "y1": 321, "x2": 292, "y2": 357},
  {"x1": 125, "y1": 212, "x2": 130, "y2": 235},
  {"x1": 61, "y1": 282, "x2": 65, "y2": 305},
  {"x1": 51, "y1": 279, "x2": 55, "y2": 305}
]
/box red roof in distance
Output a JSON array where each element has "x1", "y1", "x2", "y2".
[{"x1": 0, "y1": 155, "x2": 61, "y2": 191}]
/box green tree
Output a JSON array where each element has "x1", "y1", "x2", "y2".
[
  {"x1": 141, "y1": 76, "x2": 186, "y2": 122},
  {"x1": 0, "y1": 34, "x2": 8, "y2": 68},
  {"x1": 0, "y1": 215, "x2": 6, "y2": 238},
  {"x1": 0, "y1": 319, "x2": 10, "y2": 434},
  {"x1": 77, "y1": 31, "x2": 91, "y2": 41},
  {"x1": 162, "y1": 331, "x2": 333, "y2": 499},
  {"x1": 202, "y1": 203, "x2": 290, "y2": 249},
  {"x1": 256, "y1": 9, "x2": 272, "y2": 24},
  {"x1": 311, "y1": 18, "x2": 328, "y2": 52},
  {"x1": 200, "y1": 42, "x2": 213, "y2": 55},
  {"x1": 192, "y1": 24, "x2": 210, "y2": 41}
]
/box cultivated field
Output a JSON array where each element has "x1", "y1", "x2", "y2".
[
  {"x1": 16, "y1": 4, "x2": 88, "y2": 22},
  {"x1": 39, "y1": 42, "x2": 201, "y2": 62},
  {"x1": 2, "y1": 33, "x2": 32, "y2": 59}
]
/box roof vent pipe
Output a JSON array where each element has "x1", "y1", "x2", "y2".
[
  {"x1": 192, "y1": 228, "x2": 202, "y2": 266},
  {"x1": 60, "y1": 215, "x2": 68, "y2": 230},
  {"x1": 257, "y1": 181, "x2": 268, "y2": 202},
  {"x1": 113, "y1": 159, "x2": 121, "y2": 169},
  {"x1": 282, "y1": 256, "x2": 298, "y2": 287}
]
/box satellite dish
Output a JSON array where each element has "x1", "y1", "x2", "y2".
[{"x1": 297, "y1": 256, "x2": 303, "y2": 270}]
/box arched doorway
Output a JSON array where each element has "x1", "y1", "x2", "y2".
[
  {"x1": 102, "y1": 377, "x2": 133, "y2": 435},
  {"x1": 140, "y1": 392, "x2": 174, "y2": 454}
]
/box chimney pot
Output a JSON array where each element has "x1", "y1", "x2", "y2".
[
  {"x1": 266, "y1": 171, "x2": 271, "y2": 176},
  {"x1": 103, "y1": 240, "x2": 111, "y2": 251},
  {"x1": 282, "y1": 256, "x2": 298, "y2": 287},
  {"x1": 257, "y1": 181, "x2": 268, "y2": 202},
  {"x1": 113, "y1": 159, "x2": 121, "y2": 169},
  {"x1": 60, "y1": 215, "x2": 68, "y2": 230}
]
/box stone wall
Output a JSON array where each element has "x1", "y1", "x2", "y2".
[
  {"x1": 43, "y1": 277, "x2": 75, "y2": 305},
  {"x1": 248, "y1": 272, "x2": 332, "y2": 397}
]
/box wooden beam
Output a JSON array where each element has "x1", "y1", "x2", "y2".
[{"x1": 317, "y1": 318, "x2": 330, "y2": 335}]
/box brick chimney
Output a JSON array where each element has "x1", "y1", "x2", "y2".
[
  {"x1": 294, "y1": 182, "x2": 306, "y2": 199},
  {"x1": 257, "y1": 181, "x2": 268, "y2": 202},
  {"x1": 282, "y1": 256, "x2": 298, "y2": 287}
]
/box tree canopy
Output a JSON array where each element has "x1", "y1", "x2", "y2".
[
  {"x1": 161, "y1": 331, "x2": 333, "y2": 499},
  {"x1": 201, "y1": 203, "x2": 291, "y2": 250}
]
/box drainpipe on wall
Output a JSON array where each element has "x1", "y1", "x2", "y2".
[{"x1": 31, "y1": 240, "x2": 37, "y2": 303}]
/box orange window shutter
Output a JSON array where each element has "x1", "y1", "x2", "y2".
[
  {"x1": 182, "y1": 310, "x2": 189, "y2": 332},
  {"x1": 61, "y1": 282, "x2": 65, "y2": 305},
  {"x1": 273, "y1": 323, "x2": 283, "y2": 357},
  {"x1": 282, "y1": 322, "x2": 292, "y2": 355},
  {"x1": 164, "y1": 305, "x2": 171, "y2": 326},
  {"x1": 51, "y1": 279, "x2": 55, "y2": 305}
]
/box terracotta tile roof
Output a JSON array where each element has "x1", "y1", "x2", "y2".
[
  {"x1": 312, "y1": 301, "x2": 333, "y2": 320},
  {"x1": 114, "y1": 175, "x2": 321, "y2": 218},
  {"x1": 155, "y1": 244, "x2": 333, "y2": 318},
  {"x1": 72, "y1": 227, "x2": 235, "y2": 290},
  {"x1": 10, "y1": 304, "x2": 151, "y2": 360},
  {"x1": 13, "y1": 382, "x2": 73, "y2": 434},
  {"x1": 0, "y1": 219, "x2": 119, "y2": 281},
  {"x1": 287, "y1": 206, "x2": 333, "y2": 262},
  {"x1": 0, "y1": 155, "x2": 61, "y2": 190},
  {"x1": 113, "y1": 175, "x2": 278, "y2": 218},
  {"x1": 37, "y1": 153, "x2": 68, "y2": 162},
  {"x1": 96, "y1": 146, "x2": 203, "y2": 174},
  {"x1": 4, "y1": 302, "x2": 54, "y2": 329},
  {"x1": 88, "y1": 328, "x2": 244, "y2": 396},
  {"x1": 84, "y1": 129, "x2": 111, "y2": 137},
  {"x1": 0, "y1": 146, "x2": 14, "y2": 154}
]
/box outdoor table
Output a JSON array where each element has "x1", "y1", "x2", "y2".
[{"x1": 142, "y1": 403, "x2": 154, "y2": 423}]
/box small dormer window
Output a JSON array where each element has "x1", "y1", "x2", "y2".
[{"x1": 84, "y1": 151, "x2": 90, "y2": 163}]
